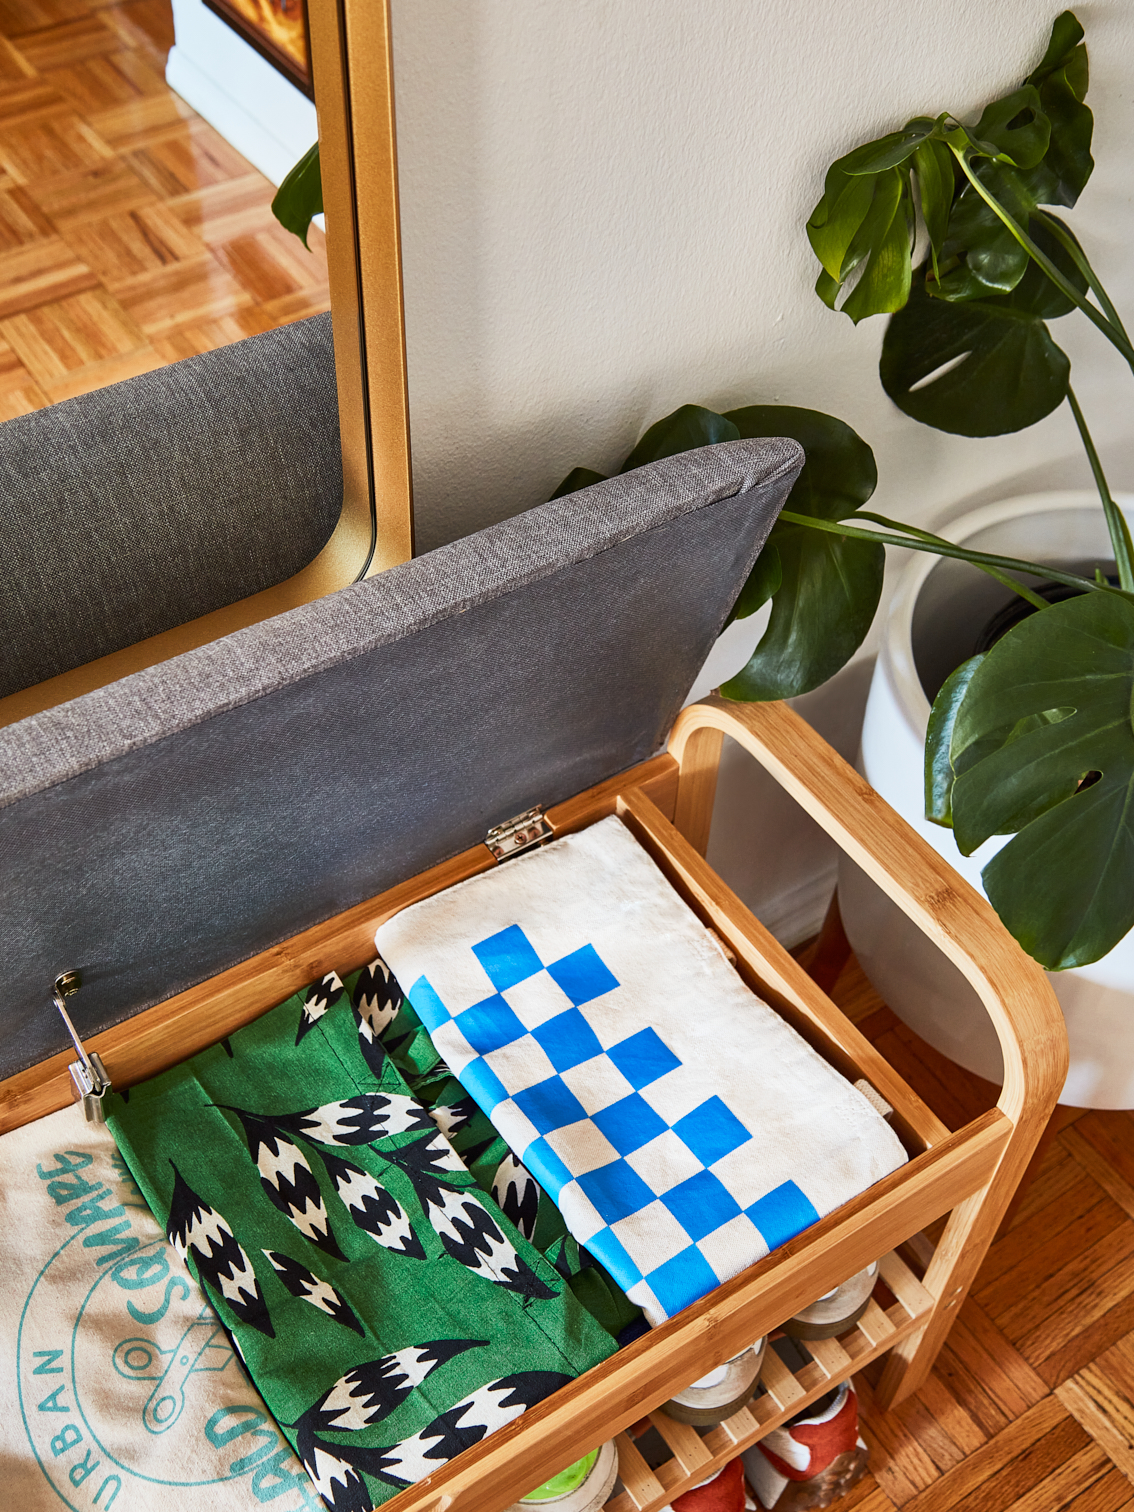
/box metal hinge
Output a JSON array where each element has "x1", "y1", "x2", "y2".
[
  {"x1": 52, "y1": 971, "x2": 112, "y2": 1123},
  {"x1": 485, "y1": 806, "x2": 553, "y2": 861}
]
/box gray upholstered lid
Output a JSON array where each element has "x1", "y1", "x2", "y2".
[
  {"x1": 1, "y1": 438, "x2": 802, "y2": 1079},
  {"x1": 0, "y1": 316, "x2": 342, "y2": 698}
]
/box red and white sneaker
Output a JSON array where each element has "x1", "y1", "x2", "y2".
[
  {"x1": 668, "y1": 1457, "x2": 752, "y2": 1512},
  {"x1": 742, "y1": 1382, "x2": 868, "y2": 1511}
]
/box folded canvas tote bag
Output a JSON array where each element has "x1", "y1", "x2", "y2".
[
  {"x1": 108, "y1": 967, "x2": 615, "y2": 1512},
  {"x1": 374, "y1": 816, "x2": 909, "y2": 1326},
  {"x1": 0, "y1": 1103, "x2": 318, "y2": 1511}
]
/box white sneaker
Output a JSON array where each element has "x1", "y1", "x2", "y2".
[
  {"x1": 508, "y1": 1440, "x2": 619, "y2": 1512},
  {"x1": 782, "y1": 1263, "x2": 878, "y2": 1339},
  {"x1": 661, "y1": 1338, "x2": 767, "y2": 1425}
]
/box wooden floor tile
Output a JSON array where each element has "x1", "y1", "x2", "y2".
[
  {"x1": 62, "y1": 199, "x2": 203, "y2": 280},
  {"x1": 36, "y1": 336, "x2": 162, "y2": 396},
  {"x1": 0, "y1": 76, "x2": 72, "y2": 123},
  {"x1": 893, "y1": 1399, "x2": 1088, "y2": 1512},
  {"x1": 44, "y1": 47, "x2": 166, "y2": 112},
  {"x1": 149, "y1": 303, "x2": 273, "y2": 361},
  {"x1": 86, "y1": 84, "x2": 191, "y2": 148},
  {"x1": 0, "y1": 0, "x2": 90, "y2": 39},
  {"x1": 215, "y1": 220, "x2": 327, "y2": 303},
  {"x1": 1033, "y1": 1287, "x2": 1134, "y2": 1393},
  {"x1": 0, "y1": 330, "x2": 45, "y2": 413},
  {"x1": 0, "y1": 284, "x2": 144, "y2": 379},
  {"x1": 111, "y1": 251, "x2": 253, "y2": 334},
  {"x1": 24, "y1": 155, "x2": 154, "y2": 224},
  {"x1": 0, "y1": 233, "x2": 95, "y2": 314},
  {"x1": 0, "y1": 184, "x2": 55, "y2": 249},
  {"x1": 259, "y1": 283, "x2": 331, "y2": 325},
  {"x1": 165, "y1": 171, "x2": 277, "y2": 243},
  {"x1": 928, "y1": 1297, "x2": 1049, "y2": 1437},
  {"x1": 1058, "y1": 1340, "x2": 1134, "y2": 1487},
  {"x1": 977, "y1": 1193, "x2": 1129, "y2": 1323},
  {"x1": 127, "y1": 116, "x2": 256, "y2": 197},
  {"x1": 0, "y1": 111, "x2": 114, "y2": 180},
  {"x1": 0, "y1": 33, "x2": 37, "y2": 81},
  {"x1": 99, "y1": 0, "x2": 172, "y2": 66},
  {"x1": 14, "y1": 13, "x2": 121, "y2": 70}
]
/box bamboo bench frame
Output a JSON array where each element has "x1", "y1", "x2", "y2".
[{"x1": 0, "y1": 696, "x2": 1068, "y2": 1512}]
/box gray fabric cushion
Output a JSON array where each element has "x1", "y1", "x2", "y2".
[
  {"x1": 0, "y1": 315, "x2": 342, "y2": 698},
  {"x1": 1, "y1": 437, "x2": 802, "y2": 1080}
]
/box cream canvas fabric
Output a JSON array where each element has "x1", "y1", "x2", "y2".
[
  {"x1": 0, "y1": 1103, "x2": 318, "y2": 1511},
  {"x1": 375, "y1": 816, "x2": 908, "y2": 1325}
]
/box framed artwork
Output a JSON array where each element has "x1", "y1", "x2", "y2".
[{"x1": 203, "y1": 0, "x2": 313, "y2": 99}]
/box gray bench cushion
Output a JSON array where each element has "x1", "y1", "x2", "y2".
[
  {"x1": 0, "y1": 315, "x2": 342, "y2": 698},
  {"x1": 0, "y1": 437, "x2": 802, "y2": 1079}
]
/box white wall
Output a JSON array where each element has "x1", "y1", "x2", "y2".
[
  {"x1": 387, "y1": 1, "x2": 1134, "y2": 944},
  {"x1": 391, "y1": 1, "x2": 1134, "y2": 555}
]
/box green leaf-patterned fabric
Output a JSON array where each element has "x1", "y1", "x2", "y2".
[{"x1": 107, "y1": 969, "x2": 615, "y2": 1512}]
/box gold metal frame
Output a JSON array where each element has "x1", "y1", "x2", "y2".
[{"x1": 0, "y1": 0, "x2": 412, "y2": 731}]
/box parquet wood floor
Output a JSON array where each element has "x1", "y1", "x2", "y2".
[
  {"x1": 831, "y1": 954, "x2": 1134, "y2": 1512},
  {"x1": 0, "y1": 0, "x2": 327, "y2": 416}
]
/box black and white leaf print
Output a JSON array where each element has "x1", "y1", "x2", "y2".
[
  {"x1": 492, "y1": 1152, "x2": 541, "y2": 1242},
  {"x1": 291, "y1": 1341, "x2": 488, "y2": 1510},
  {"x1": 429, "y1": 1095, "x2": 479, "y2": 1141},
  {"x1": 231, "y1": 1109, "x2": 345, "y2": 1260},
  {"x1": 280, "y1": 1094, "x2": 434, "y2": 1147},
  {"x1": 320, "y1": 1150, "x2": 425, "y2": 1259},
  {"x1": 167, "y1": 1163, "x2": 274, "y2": 1337},
  {"x1": 262, "y1": 1249, "x2": 364, "y2": 1335},
  {"x1": 296, "y1": 972, "x2": 346, "y2": 1045},
  {"x1": 361, "y1": 1371, "x2": 573, "y2": 1490},
  {"x1": 352, "y1": 959, "x2": 404, "y2": 1076},
  {"x1": 296, "y1": 1440, "x2": 373, "y2": 1512},
  {"x1": 391, "y1": 1134, "x2": 557, "y2": 1301},
  {"x1": 313, "y1": 1341, "x2": 488, "y2": 1433}
]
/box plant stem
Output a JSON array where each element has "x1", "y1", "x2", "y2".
[
  {"x1": 779, "y1": 509, "x2": 1117, "y2": 596},
  {"x1": 1065, "y1": 388, "x2": 1134, "y2": 591},
  {"x1": 858, "y1": 511, "x2": 1050, "y2": 608},
  {"x1": 1037, "y1": 211, "x2": 1131, "y2": 343},
  {"x1": 951, "y1": 148, "x2": 1134, "y2": 373}
]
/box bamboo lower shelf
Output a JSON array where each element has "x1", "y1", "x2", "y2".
[{"x1": 606, "y1": 1250, "x2": 932, "y2": 1512}]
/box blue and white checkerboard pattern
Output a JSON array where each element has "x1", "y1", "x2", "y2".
[{"x1": 407, "y1": 923, "x2": 820, "y2": 1321}]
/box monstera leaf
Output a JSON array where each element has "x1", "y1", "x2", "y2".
[
  {"x1": 806, "y1": 11, "x2": 1092, "y2": 324},
  {"x1": 619, "y1": 405, "x2": 740, "y2": 470},
  {"x1": 271, "y1": 142, "x2": 323, "y2": 248},
  {"x1": 720, "y1": 406, "x2": 882, "y2": 700},
  {"x1": 929, "y1": 591, "x2": 1134, "y2": 969},
  {"x1": 879, "y1": 216, "x2": 1088, "y2": 436},
  {"x1": 549, "y1": 402, "x2": 882, "y2": 701}
]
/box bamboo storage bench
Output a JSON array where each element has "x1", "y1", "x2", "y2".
[{"x1": 2, "y1": 694, "x2": 1068, "y2": 1512}]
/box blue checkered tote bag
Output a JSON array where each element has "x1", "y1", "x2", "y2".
[{"x1": 375, "y1": 817, "x2": 906, "y2": 1324}]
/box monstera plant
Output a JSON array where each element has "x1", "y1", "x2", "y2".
[
  {"x1": 553, "y1": 13, "x2": 1134, "y2": 977},
  {"x1": 275, "y1": 12, "x2": 1132, "y2": 976}
]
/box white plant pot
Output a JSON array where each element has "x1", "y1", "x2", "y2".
[{"x1": 840, "y1": 491, "x2": 1134, "y2": 1109}]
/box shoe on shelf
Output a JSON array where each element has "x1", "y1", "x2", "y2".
[
  {"x1": 781, "y1": 1263, "x2": 878, "y2": 1339},
  {"x1": 742, "y1": 1382, "x2": 868, "y2": 1511},
  {"x1": 669, "y1": 1455, "x2": 750, "y2": 1512},
  {"x1": 508, "y1": 1440, "x2": 619, "y2": 1512},
  {"x1": 660, "y1": 1338, "x2": 767, "y2": 1426}
]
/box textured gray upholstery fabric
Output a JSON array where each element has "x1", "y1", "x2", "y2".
[
  {"x1": 1, "y1": 437, "x2": 802, "y2": 1080},
  {"x1": 0, "y1": 314, "x2": 341, "y2": 698}
]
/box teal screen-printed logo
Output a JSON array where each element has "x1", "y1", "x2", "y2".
[{"x1": 17, "y1": 1145, "x2": 319, "y2": 1510}]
